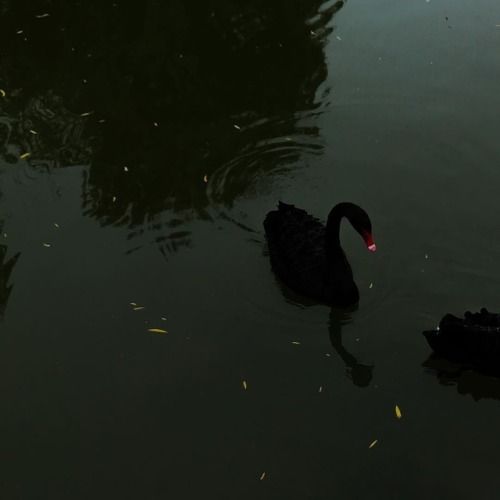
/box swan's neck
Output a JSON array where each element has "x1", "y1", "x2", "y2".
[{"x1": 325, "y1": 208, "x2": 344, "y2": 257}]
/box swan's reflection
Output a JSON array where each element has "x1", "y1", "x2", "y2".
[
  {"x1": 423, "y1": 355, "x2": 500, "y2": 401},
  {"x1": 329, "y1": 309, "x2": 374, "y2": 387}
]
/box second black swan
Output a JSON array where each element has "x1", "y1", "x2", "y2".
[{"x1": 263, "y1": 202, "x2": 376, "y2": 306}]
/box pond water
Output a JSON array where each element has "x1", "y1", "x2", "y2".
[{"x1": 1, "y1": 0, "x2": 500, "y2": 498}]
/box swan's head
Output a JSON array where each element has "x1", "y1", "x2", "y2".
[
  {"x1": 327, "y1": 202, "x2": 377, "y2": 252},
  {"x1": 362, "y1": 231, "x2": 377, "y2": 252}
]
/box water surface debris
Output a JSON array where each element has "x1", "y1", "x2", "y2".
[
  {"x1": 203, "y1": 174, "x2": 208, "y2": 183},
  {"x1": 80, "y1": 111, "x2": 93, "y2": 117},
  {"x1": 395, "y1": 405, "x2": 402, "y2": 419},
  {"x1": 35, "y1": 13, "x2": 50, "y2": 18},
  {"x1": 291, "y1": 341, "x2": 301, "y2": 345},
  {"x1": 29, "y1": 129, "x2": 38, "y2": 135},
  {"x1": 161, "y1": 317, "x2": 167, "y2": 321},
  {"x1": 54, "y1": 223, "x2": 60, "y2": 228},
  {"x1": 369, "y1": 440, "x2": 378, "y2": 449},
  {"x1": 318, "y1": 386, "x2": 323, "y2": 393},
  {"x1": 133, "y1": 307, "x2": 145, "y2": 311},
  {"x1": 130, "y1": 302, "x2": 137, "y2": 306},
  {"x1": 233, "y1": 124, "x2": 241, "y2": 130},
  {"x1": 123, "y1": 166, "x2": 129, "y2": 172},
  {"x1": 369, "y1": 282, "x2": 373, "y2": 289},
  {"x1": 242, "y1": 380, "x2": 248, "y2": 390},
  {"x1": 19, "y1": 152, "x2": 31, "y2": 159},
  {"x1": 148, "y1": 328, "x2": 168, "y2": 334},
  {"x1": 259, "y1": 472, "x2": 266, "y2": 481},
  {"x1": 153, "y1": 122, "x2": 159, "y2": 127},
  {"x1": 42, "y1": 243, "x2": 51, "y2": 248},
  {"x1": 0, "y1": 89, "x2": 5, "y2": 97}
]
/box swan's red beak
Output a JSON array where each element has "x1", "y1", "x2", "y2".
[{"x1": 364, "y1": 232, "x2": 377, "y2": 252}]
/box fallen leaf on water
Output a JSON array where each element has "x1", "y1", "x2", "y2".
[
  {"x1": 35, "y1": 13, "x2": 50, "y2": 18},
  {"x1": 203, "y1": 174, "x2": 208, "y2": 183},
  {"x1": 318, "y1": 386, "x2": 323, "y2": 393},
  {"x1": 161, "y1": 317, "x2": 167, "y2": 321},
  {"x1": 54, "y1": 223, "x2": 59, "y2": 228},
  {"x1": 0, "y1": 89, "x2": 5, "y2": 97},
  {"x1": 259, "y1": 472, "x2": 266, "y2": 481},
  {"x1": 369, "y1": 282, "x2": 373, "y2": 289},
  {"x1": 148, "y1": 328, "x2": 168, "y2": 334},
  {"x1": 395, "y1": 405, "x2": 402, "y2": 419},
  {"x1": 133, "y1": 307, "x2": 145, "y2": 311},
  {"x1": 242, "y1": 380, "x2": 247, "y2": 390},
  {"x1": 98, "y1": 119, "x2": 106, "y2": 123},
  {"x1": 123, "y1": 166, "x2": 129, "y2": 172},
  {"x1": 292, "y1": 341, "x2": 301, "y2": 345},
  {"x1": 233, "y1": 124, "x2": 241, "y2": 130},
  {"x1": 80, "y1": 111, "x2": 93, "y2": 117},
  {"x1": 130, "y1": 302, "x2": 137, "y2": 306},
  {"x1": 20, "y1": 152, "x2": 31, "y2": 159},
  {"x1": 153, "y1": 122, "x2": 159, "y2": 127},
  {"x1": 29, "y1": 129, "x2": 38, "y2": 135},
  {"x1": 42, "y1": 243, "x2": 51, "y2": 247},
  {"x1": 369, "y1": 440, "x2": 378, "y2": 449}
]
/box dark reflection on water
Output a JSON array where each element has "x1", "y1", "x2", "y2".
[
  {"x1": 423, "y1": 356, "x2": 500, "y2": 402},
  {"x1": 0, "y1": 0, "x2": 345, "y2": 256},
  {"x1": 270, "y1": 270, "x2": 374, "y2": 387},
  {"x1": 329, "y1": 308, "x2": 374, "y2": 387}
]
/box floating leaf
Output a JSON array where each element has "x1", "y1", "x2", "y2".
[
  {"x1": 369, "y1": 282, "x2": 373, "y2": 289},
  {"x1": 259, "y1": 472, "x2": 266, "y2": 481},
  {"x1": 233, "y1": 124, "x2": 241, "y2": 130},
  {"x1": 54, "y1": 223, "x2": 59, "y2": 228},
  {"x1": 395, "y1": 405, "x2": 402, "y2": 419},
  {"x1": 161, "y1": 317, "x2": 167, "y2": 321},
  {"x1": 133, "y1": 307, "x2": 145, "y2": 311},
  {"x1": 291, "y1": 341, "x2": 301, "y2": 345},
  {"x1": 318, "y1": 386, "x2": 323, "y2": 393},
  {"x1": 42, "y1": 243, "x2": 51, "y2": 248},
  {"x1": 29, "y1": 129, "x2": 38, "y2": 135},
  {"x1": 0, "y1": 89, "x2": 5, "y2": 97},
  {"x1": 203, "y1": 174, "x2": 208, "y2": 183},
  {"x1": 80, "y1": 111, "x2": 93, "y2": 117},
  {"x1": 242, "y1": 380, "x2": 247, "y2": 390},
  {"x1": 130, "y1": 302, "x2": 137, "y2": 306},
  {"x1": 148, "y1": 328, "x2": 168, "y2": 334},
  {"x1": 369, "y1": 439, "x2": 378, "y2": 449},
  {"x1": 35, "y1": 13, "x2": 50, "y2": 18},
  {"x1": 19, "y1": 152, "x2": 31, "y2": 159}
]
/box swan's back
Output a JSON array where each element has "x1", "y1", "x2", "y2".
[{"x1": 263, "y1": 202, "x2": 329, "y2": 301}]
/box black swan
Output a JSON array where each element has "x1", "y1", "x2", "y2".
[
  {"x1": 423, "y1": 308, "x2": 500, "y2": 367},
  {"x1": 263, "y1": 202, "x2": 376, "y2": 306}
]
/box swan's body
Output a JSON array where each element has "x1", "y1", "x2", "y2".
[{"x1": 263, "y1": 202, "x2": 375, "y2": 306}]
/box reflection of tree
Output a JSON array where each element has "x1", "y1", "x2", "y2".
[
  {"x1": 423, "y1": 355, "x2": 500, "y2": 401},
  {"x1": 0, "y1": 0, "x2": 344, "y2": 256},
  {"x1": 0, "y1": 243, "x2": 19, "y2": 319}
]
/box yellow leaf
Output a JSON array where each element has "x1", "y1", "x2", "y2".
[
  {"x1": 148, "y1": 328, "x2": 168, "y2": 334},
  {"x1": 20, "y1": 152, "x2": 31, "y2": 159},
  {"x1": 0, "y1": 89, "x2": 5, "y2": 97},
  {"x1": 242, "y1": 380, "x2": 247, "y2": 390},
  {"x1": 369, "y1": 439, "x2": 378, "y2": 449},
  {"x1": 395, "y1": 405, "x2": 402, "y2": 419}
]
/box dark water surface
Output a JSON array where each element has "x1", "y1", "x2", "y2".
[{"x1": 1, "y1": 0, "x2": 500, "y2": 498}]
